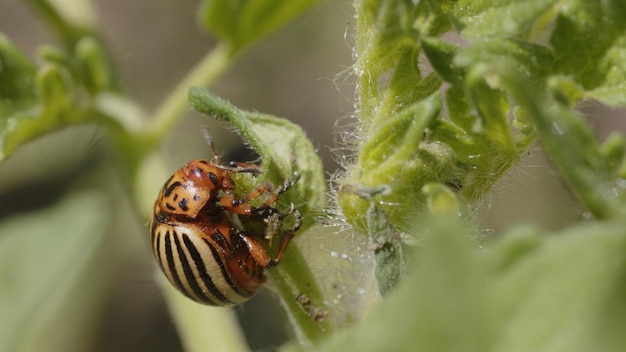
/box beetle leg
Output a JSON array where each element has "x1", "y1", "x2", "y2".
[
  {"x1": 220, "y1": 173, "x2": 300, "y2": 215},
  {"x1": 248, "y1": 173, "x2": 300, "y2": 213},
  {"x1": 268, "y1": 210, "x2": 301, "y2": 268},
  {"x1": 228, "y1": 161, "x2": 263, "y2": 174},
  {"x1": 219, "y1": 182, "x2": 273, "y2": 214},
  {"x1": 238, "y1": 232, "x2": 273, "y2": 268}
]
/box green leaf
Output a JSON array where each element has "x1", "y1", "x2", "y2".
[
  {"x1": 0, "y1": 37, "x2": 118, "y2": 163},
  {"x1": 437, "y1": 40, "x2": 548, "y2": 200},
  {"x1": 358, "y1": 93, "x2": 441, "y2": 173},
  {"x1": 488, "y1": 222, "x2": 626, "y2": 352},
  {"x1": 356, "y1": 0, "x2": 418, "y2": 78},
  {"x1": 24, "y1": 0, "x2": 97, "y2": 48},
  {"x1": 584, "y1": 34, "x2": 626, "y2": 107},
  {"x1": 188, "y1": 86, "x2": 325, "y2": 223},
  {"x1": 38, "y1": 37, "x2": 115, "y2": 95},
  {"x1": 0, "y1": 192, "x2": 113, "y2": 352},
  {"x1": 339, "y1": 93, "x2": 456, "y2": 230},
  {"x1": 465, "y1": 67, "x2": 514, "y2": 153},
  {"x1": 315, "y1": 217, "x2": 488, "y2": 352},
  {"x1": 312, "y1": 218, "x2": 626, "y2": 352},
  {"x1": 74, "y1": 37, "x2": 114, "y2": 94},
  {"x1": 422, "y1": 182, "x2": 460, "y2": 216},
  {"x1": 198, "y1": 0, "x2": 322, "y2": 55},
  {"x1": 366, "y1": 201, "x2": 404, "y2": 297},
  {"x1": 354, "y1": 0, "x2": 421, "y2": 129},
  {"x1": 0, "y1": 62, "x2": 88, "y2": 162},
  {"x1": 454, "y1": 38, "x2": 554, "y2": 87},
  {"x1": 506, "y1": 73, "x2": 626, "y2": 219},
  {"x1": 372, "y1": 45, "x2": 429, "y2": 129},
  {"x1": 0, "y1": 35, "x2": 36, "y2": 112},
  {"x1": 550, "y1": 0, "x2": 626, "y2": 91},
  {"x1": 454, "y1": 0, "x2": 560, "y2": 39},
  {"x1": 422, "y1": 37, "x2": 462, "y2": 85}
]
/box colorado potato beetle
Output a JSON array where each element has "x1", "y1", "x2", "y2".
[{"x1": 150, "y1": 137, "x2": 300, "y2": 306}]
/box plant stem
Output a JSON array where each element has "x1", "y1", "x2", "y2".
[
  {"x1": 143, "y1": 42, "x2": 233, "y2": 146},
  {"x1": 272, "y1": 240, "x2": 332, "y2": 347}
]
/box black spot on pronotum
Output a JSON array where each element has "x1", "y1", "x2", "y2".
[
  {"x1": 179, "y1": 198, "x2": 188, "y2": 211},
  {"x1": 164, "y1": 181, "x2": 181, "y2": 197},
  {"x1": 161, "y1": 175, "x2": 174, "y2": 191},
  {"x1": 208, "y1": 172, "x2": 219, "y2": 187}
]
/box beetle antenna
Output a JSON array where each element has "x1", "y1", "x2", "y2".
[{"x1": 201, "y1": 128, "x2": 221, "y2": 164}]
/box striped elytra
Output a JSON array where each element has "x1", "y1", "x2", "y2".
[{"x1": 150, "y1": 154, "x2": 300, "y2": 306}]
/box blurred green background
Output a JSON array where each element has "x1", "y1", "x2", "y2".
[
  {"x1": 1, "y1": 0, "x2": 624, "y2": 351},
  {"x1": 0, "y1": 1, "x2": 353, "y2": 350}
]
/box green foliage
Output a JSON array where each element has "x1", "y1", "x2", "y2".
[
  {"x1": 24, "y1": 0, "x2": 99, "y2": 48},
  {"x1": 0, "y1": 192, "x2": 113, "y2": 352},
  {"x1": 1, "y1": 0, "x2": 626, "y2": 351},
  {"x1": 198, "y1": 0, "x2": 320, "y2": 55},
  {"x1": 339, "y1": 0, "x2": 626, "y2": 293},
  {"x1": 312, "y1": 219, "x2": 626, "y2": 352}
]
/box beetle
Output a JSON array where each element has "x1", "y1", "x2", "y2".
[{"x1": 150, "y1": 138, "x2": 300, "y2": 306}]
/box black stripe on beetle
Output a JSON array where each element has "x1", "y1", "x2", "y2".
[
  {"x1": 163, "y1": 232, "x2": 187, "y2": 296},
  {"x1": 150, "y1": 152, "x2": 301, "y2": 306},
  {"x1": 203, "y1": 238, "x2": 254, "y2": 299},
  {"x1": 176, "y1": 232, "x2": 231, "y2": 304},
  {"x1": 182, "y1": 233, "x2": 237, "y2": 305}
]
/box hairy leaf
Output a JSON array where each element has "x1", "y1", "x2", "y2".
[{"x1": 188, "y1": 86, "x2": 325, "y2": 221}]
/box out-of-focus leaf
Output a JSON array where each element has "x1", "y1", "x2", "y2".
[
  {"x1": 489, "y1": 222, "x2": 626, "y2": 352},
  {"x1": 197, "y1": 0, "x2": 321, "y2": 55},
  {"x1": 24, "y1": 0, "x2": 97, "y2": 47},
  {"x1": 0, "y1": 37, "x2": 118, "y2": 163},
  {"x1": 421, "y1": 37, "x2": 462, "y2": 85},
  {"x1": 312, "y1": 217, "x2": 489, "y2": 352},
  {"x1": 311, "y1": 219, "x2": 626, "y2": 352},
  {"x1": 506, "y1": 72, "x2": 626, "y2": 219},
  {"x1": 160, "y1": 278, "x2": 250, "y2": 352},
  {"x1": 0, "y1": 191, "x2": 113, "y2": 352},
  {"x1": 584, "y1": 34, "x2": 626, "y2": 107},
  {"x1": 0, "y1": 62, "x2": 88, "y2": 162},
  {"x1": 455, "y1": 0, "x2": 560, "y2": 39},
  {"x1": 0, "y1": 34, "x2": 36, "y2": 112},
  {"x1": 550, "y1": 0, "x2": 626, "y2": 92}
]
